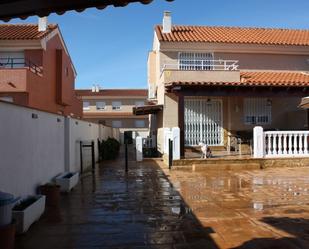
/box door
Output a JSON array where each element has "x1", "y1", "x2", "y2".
[{"x1": 184, "y1": 98, "x2": 223, "y2": 146}]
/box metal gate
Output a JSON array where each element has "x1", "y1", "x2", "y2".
[{"x1": 184, "y1": 98, "x2": 223, "y2": 146}]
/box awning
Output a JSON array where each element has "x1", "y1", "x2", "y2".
[
  {"x1": 299, "y1": 97, "x2": 309, "y2": 109},
  {"x1": 0, "y1": 0, "x2": 174, "y2": 21},
  {"x1": 133, "y1": 105, "x2": 163, "y2": 115}
]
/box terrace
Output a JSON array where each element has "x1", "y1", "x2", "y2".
[{"x1": 160, "y1": 59, "x2": 240, "y2": 84}]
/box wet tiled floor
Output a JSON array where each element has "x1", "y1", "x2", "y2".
[
  {"x1": 15, "y1": 149, "x2": 217, "y2": 249},
  {"x1": 164, "y1": 166, "x2": 309, "y2": 249},
  {"x1": 16, "y1": 148, "x2": 309, "y2": 249}
]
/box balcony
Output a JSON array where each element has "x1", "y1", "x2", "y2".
[
  {"x1": 0, "y1": 57, "x2": 42, "y2": 75},
  {"x1": 160, "y1": 59, "x2": 240, "y2": 84},
  {"x1": 0, "y1": 57, "x2": 42, "y2": 92}
]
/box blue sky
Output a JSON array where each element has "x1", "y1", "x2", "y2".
[{"x1": 5, "y1": 0, "x2": 309, "y2": 89}]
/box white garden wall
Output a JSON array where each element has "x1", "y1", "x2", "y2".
[{"x1": 0, "y1": 101, "x2": 118, "y2": 197}]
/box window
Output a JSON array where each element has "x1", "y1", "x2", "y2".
[
  {"x1": 135, "y1": 101, "x2": 144, "y2": 107},
  {"x1": 179, "y1": 52, "x2": 214, "y2": 71},
  {"x1": 112, "y1": 101, "x2": 122, "y2": 110},
  {"x1": 0, "y1": 96, "x2": 13, "y2": 102},
  {"x1": 135, "y1": 120, "x2": 145, "y2": 128},
  {"x1": 244, "y1": 98, "x2": 272, "y2": 125},
  {"x1": 96, "y1": 101, "x2": 105, "y2": 110},
  {"x1": 0, "y1": 51, "x2": 25, "y2": 68},
  {"x1": 112, "y1": 120, "x2": 122, "y2": 128},
  {"x1": 83, "y1": 101, "x2": 90, "y2": 111}
]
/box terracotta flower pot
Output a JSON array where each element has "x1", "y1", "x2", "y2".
[
  {"x1": 0, "y1": 222, "x2": 15, "y2": 249},
  {"x1": 39, "y1": 185, "x2": 60, "y2": 207}
]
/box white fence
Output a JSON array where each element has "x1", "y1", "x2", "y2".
[
  {"x1": 0, "y1": 101, "x2": 119, "y2": 196},
  {"x1": 253, "y1": 126, "x2": 309, "y2": 158}
]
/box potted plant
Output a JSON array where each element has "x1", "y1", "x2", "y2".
[
  {"x1": 12, "y1": 195, "x2": 45, "y2": 234},
  {"x1": 55, "y1": 172, "x2": 79, "y2": 193},
  {"x1": 39, "y1": 183, "x2": 60, "y2": 207}
]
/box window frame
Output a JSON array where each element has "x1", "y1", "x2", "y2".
[
  {"x1": 96, "y1": 101, "x2": 106, "y2": 111},
  {"x1": 243, "y1": 98, "x2": 272, "y2": 125},
  {"x1": 178, "y1": 52, "x2": 214, "y2": 71},
  {"x1": 135, "y1": 101, "x2": 145, "y2": 107},
  {"x1": 83, "y1": 101, "x2": 90, "y2": 111},
  {"x1": 112, "y1": 101, "x2": 122, "y2": 111},
  {"x1": 135, "y1": 120, "x2": 145, "y2": 128}
]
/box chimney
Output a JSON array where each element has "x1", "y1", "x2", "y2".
[
  {"x1": 95, "y1": 85, "x2": 100, "y2": 92},
  {"x1": 38, "y1": 17, "x2": 48, "y2": 32},
  {"x1": 91, "y1": 85, "x2": 96, "y2": 92},
  {"x1": 162, "y1": 11, "x2": 172, "y2": 34}
]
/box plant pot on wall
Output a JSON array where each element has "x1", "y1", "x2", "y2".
[
  {"x1": 13, "y1": 195, "x2": 46, "y2": 234},
  {"x1": 39, "y1": 184, "x2": 60, "y2": 207},
  {"x1": 0, "y1": 222, "x2": 15, "y2": 249},
  {"x1": 55, "y1": 172, "x2": 79, "y2": 193}
]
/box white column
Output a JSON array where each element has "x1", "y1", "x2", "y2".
[
  {"x1": 164, "y1": 128, "x2": 172, "y2": 155},
  {"x1": 253, "y1": 126, "x2": 264, "y2": 158},
  {"x1": 283, "y1": 134, "x2": 288, "y2": 155},
  {"x1": 288, "y1": 134, "x2": 292, "y2": 155},
  {"x1": 273, "y1": 134, "x2": 277, "y2": 155},
  {"x1": 136, "y1": 136, "x2": 143, "y2": 162},
  {"x1": 269, "y1": 134, "x2": 273, "y2": 155},
  {"x1": 172, "y1": 127, "x2": 180, "y2": 160},
  {"x1": 278, "y1": 134, "x2": 282, "y2": 155},
  {"x1": 304, "y1": 134, "x2": 308, "y2": 154},
  {"x1": 299, "y1": 134, "x2": 304, "y2": 155}
]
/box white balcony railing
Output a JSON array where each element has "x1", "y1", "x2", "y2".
[
  {"x1": 161, "y1": 59, "x2": 239, "y2": 74},
  {"x1": 253, "y1": 127, "x2": 309, "y2": 158}
]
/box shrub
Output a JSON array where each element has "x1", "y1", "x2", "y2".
[{"x1": 99, "y1": 137, "x2": 120, "y2": 160}]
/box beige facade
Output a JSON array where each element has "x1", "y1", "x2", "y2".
[
  {"x1": 76, "y1": 89, "x2": 149, "y2": 143},
  {"x1": 148, "y1": 25, "x2": 309, "y2": 156}
]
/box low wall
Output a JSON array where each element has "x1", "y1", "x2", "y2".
[{"x1": 0, "y1": 101, "x2": 119, "y2": 196}]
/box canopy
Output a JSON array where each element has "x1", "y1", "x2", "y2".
[
  {"x1": 133, "y1": 105, "x2": 163, "y2": 115},
  {"x1": 0, "y1": 0, "x2": 174, "y2": 21}
]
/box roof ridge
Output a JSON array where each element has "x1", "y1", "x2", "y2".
[{"x1": 156, "y1": 24, "x2": 309, "y2": 32}]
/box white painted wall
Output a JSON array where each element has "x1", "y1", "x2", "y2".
[
  {"x1": 65, "y1": 118, "x2": 100, "y2": 173},
  {"x1": 0, "y1": 102, "x2": 65, "y2": 196},
  {"x1": 0, "y1": 101, "x2": 118, "y2": 197}
]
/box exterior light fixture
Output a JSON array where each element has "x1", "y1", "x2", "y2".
[{"x1": 32, "y1": 113, "x2": 38, "y2": 119}]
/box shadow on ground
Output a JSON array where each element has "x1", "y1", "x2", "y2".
[
  {"x1": 15, "y1": 146, "x2": 219, "y2": 249},
  {"x1": 232, "y1": 217, "x2": 309, "y2": 249}
]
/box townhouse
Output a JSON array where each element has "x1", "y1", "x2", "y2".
[{"x1": 140, "y1": 12, "x2": 309, "y2": 157}]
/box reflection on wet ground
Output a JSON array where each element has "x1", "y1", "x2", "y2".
[
  {"x1": 15, "y1": 148, "x2": 218, "y2": 249},
  {"x1": 164, "y1": 166, "x2": 309, "y2": 249},
  {"x1": 15, "y1": 147, "x2": 309, "y2": 249}
]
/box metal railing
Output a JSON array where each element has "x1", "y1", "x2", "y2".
[
  {"x1": 161, "y1": 59, "x2": 239, "y2": 74},
  {"x1": 0, "y1": 57, "x2": 42, "y2": 76}
]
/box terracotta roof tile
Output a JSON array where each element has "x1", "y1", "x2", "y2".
[
  {"x1": 156, "y1": 25, "x2": 309, "y2": 46},
  {"x1": 0, "y1": 24, "x2": 57, "y2": 40},
  {"x1": 241, "y1": 71, "x2": 309, "y2": 86},
  {"x1": 76, "y1": 89, "x2": 148, "y2": 97},
  {"x1": 166, "y1": 71, "x2": 309, "y2": 88}
]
